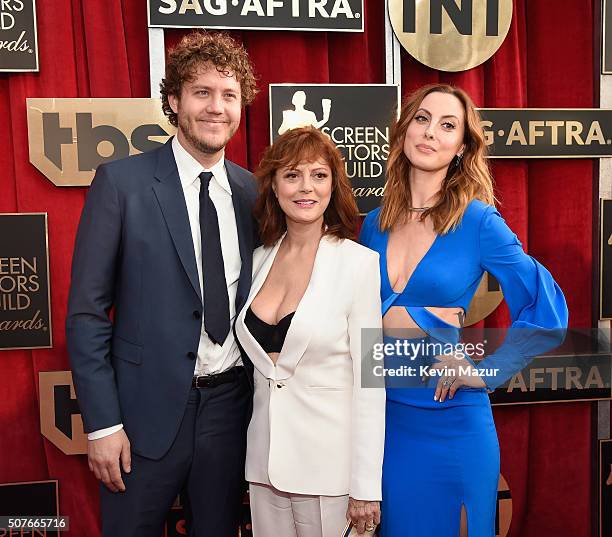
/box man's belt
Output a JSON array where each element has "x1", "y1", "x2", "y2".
[{"x1": 192, "y1": 366, "x2": 244, "y2": 388}]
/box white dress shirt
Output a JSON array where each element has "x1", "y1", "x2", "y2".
[{"x1": 88, "y1": 137, "x2": 243, "y2": 440}]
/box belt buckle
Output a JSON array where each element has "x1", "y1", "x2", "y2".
[{"x1": 194, "y1": 374, "x2": 210, "y2": 388}]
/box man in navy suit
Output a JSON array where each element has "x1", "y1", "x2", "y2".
[{"x1": 66, "y1": 31, "x2": 259, "y2": 537}]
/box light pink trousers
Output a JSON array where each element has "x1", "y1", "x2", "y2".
[{"x1": 249, "y1": 482, "x2": 349, "y2": 537}]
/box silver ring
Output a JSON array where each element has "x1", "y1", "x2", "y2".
[
  {"x1": 365, "y1": 523, "x2": 375, "y2": 532},
  {"x1": 443, "y1": 378, "x2": 456, "y2": 388}
]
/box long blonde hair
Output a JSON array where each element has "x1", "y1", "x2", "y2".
[{"x1": 380, "y1": 84, "x2": 495, "y2": 233}]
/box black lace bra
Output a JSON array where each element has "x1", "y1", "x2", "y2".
[{"x1": 244, "y1": 306, "x2": 295, "y2": 354}]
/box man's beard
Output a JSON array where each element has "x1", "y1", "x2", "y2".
[{"x1": 179, "y1": 116, "x2": 236, "y2": 155}]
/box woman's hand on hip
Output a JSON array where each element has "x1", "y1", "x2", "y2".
[
  {"x1": 430, "y1": 353, "x2": 486, "y2": 402},
  {"x1": 346, "y1": 497, "x2": 380, "y2": 534}
]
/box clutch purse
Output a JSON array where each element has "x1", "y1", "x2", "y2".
[{"x1": 341, "y1": 521, "x2": 377, "y2": 537}]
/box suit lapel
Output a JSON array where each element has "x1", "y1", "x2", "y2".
[
  {"x1": 152, "y1": 141, "x2": 202, "y2": 302},
  {"x1": 226, "y1": 161, "x2": 254, "y2": 312},
  {"x1": 275, "y1": 236, "x2": 335, "y2": 380},
  {"x1": 235, "y1": 241, "x2": 283, "y2": 380}
]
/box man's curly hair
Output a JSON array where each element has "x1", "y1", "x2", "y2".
[{"x1": 160, "y1": 31, "x2": 258, "y2": 127}]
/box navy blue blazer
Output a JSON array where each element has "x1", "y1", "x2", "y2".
[{"x1": 66, "y1": 139, "x2": 257, "y2": 460}]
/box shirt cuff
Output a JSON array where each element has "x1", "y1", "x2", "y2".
[{"x1": 87, "y1": 424, "x2": 123, "y2": 441}]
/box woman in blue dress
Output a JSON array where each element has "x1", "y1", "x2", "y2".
[{"x1": 359, "y1": 84, "x2": 568, "y2": 537}]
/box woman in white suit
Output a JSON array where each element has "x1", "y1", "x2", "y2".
[{"x1": 235, "y1": 127, "x2": 385, "y2": 537}]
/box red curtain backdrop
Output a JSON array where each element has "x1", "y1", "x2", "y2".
[{"x1": 0, "y1": 1, "x2": 600, "y2": 535}]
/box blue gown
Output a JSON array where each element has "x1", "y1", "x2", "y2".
[{"x1": 359, "y1": 200, "x2": 568, "y2": 537}]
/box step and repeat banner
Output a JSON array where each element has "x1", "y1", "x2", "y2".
[
  {"x1": 2, "y1": 0, "x2": 612, "y2": 535},
  {"x1": 25, "y1": 98, "x2": 612, "y2": 185},
  {"x1": 16, "y1": 94, "x2": 612, "y2": 535}
]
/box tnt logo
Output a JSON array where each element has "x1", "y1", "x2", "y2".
[
  {"x1": 27, "y1": 98, "x2": 175, "y2": 186},
  {"x1": 403, "y1": 0, "x2": 503, "y2": 36},
  {"x1": 39, "y1": 371, "x2": 87, "y2": 455},
  {"x1": 388, "y1": 0, "x2": 513, "y2": 72}
]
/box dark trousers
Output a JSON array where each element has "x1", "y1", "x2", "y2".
[{"x1": 100, "y1": 369, "x2": 250, "y2": 537}]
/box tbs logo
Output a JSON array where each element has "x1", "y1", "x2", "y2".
[
  {"x1": 27, "y1": 98, "x2": 175, "y2": 186},
  {"x1": 39, "y1": 371, "x2": 87, "y2": 455}
]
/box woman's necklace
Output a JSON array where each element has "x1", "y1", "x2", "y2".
[{"x1": 407, "y1": 206, "x2": 431, "y2": 212}]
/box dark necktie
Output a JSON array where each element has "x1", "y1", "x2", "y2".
[{"x1": 199, "y1": 171, "x2": 230, "y2": 345}]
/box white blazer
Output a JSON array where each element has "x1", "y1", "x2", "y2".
[{"x1": 235, "y1": 234, "x2": 385, "y2": 500}]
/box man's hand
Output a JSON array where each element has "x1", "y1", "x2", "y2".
[
  {"x1": 346, "y1": 498, "x2": 380, "y2": 534},
  {"x1": 88, "y1": 429, "x2": 131, "y2": 493}
]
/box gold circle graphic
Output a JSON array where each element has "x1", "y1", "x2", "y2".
[
  {"x1": 388, "y1": 0, "x2": 513, "y2": 72},
  {"x1": 497, "y1": 474, "x2": 512, "y2": 537},
  {"x1": 464, "y1": 271, "x2": 504, "y2": 326}
]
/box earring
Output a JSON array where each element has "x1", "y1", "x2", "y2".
[{"x1": 455, "y1": 153, "x2": 463, "y2": 165}]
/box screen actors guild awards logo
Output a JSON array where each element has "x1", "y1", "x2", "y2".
[
  {"x1": 270, "y1": 84, "x2": 399, "y2": 214},
  {"x1": 278, "y1": 91, "x2": 331, "y2": 133},
  {"x1": 0, "y1": 0, "x2": 38, "y2": 72},
  {"x1": 0, "y1": 213, "x2": 51, "y2": 350}
]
